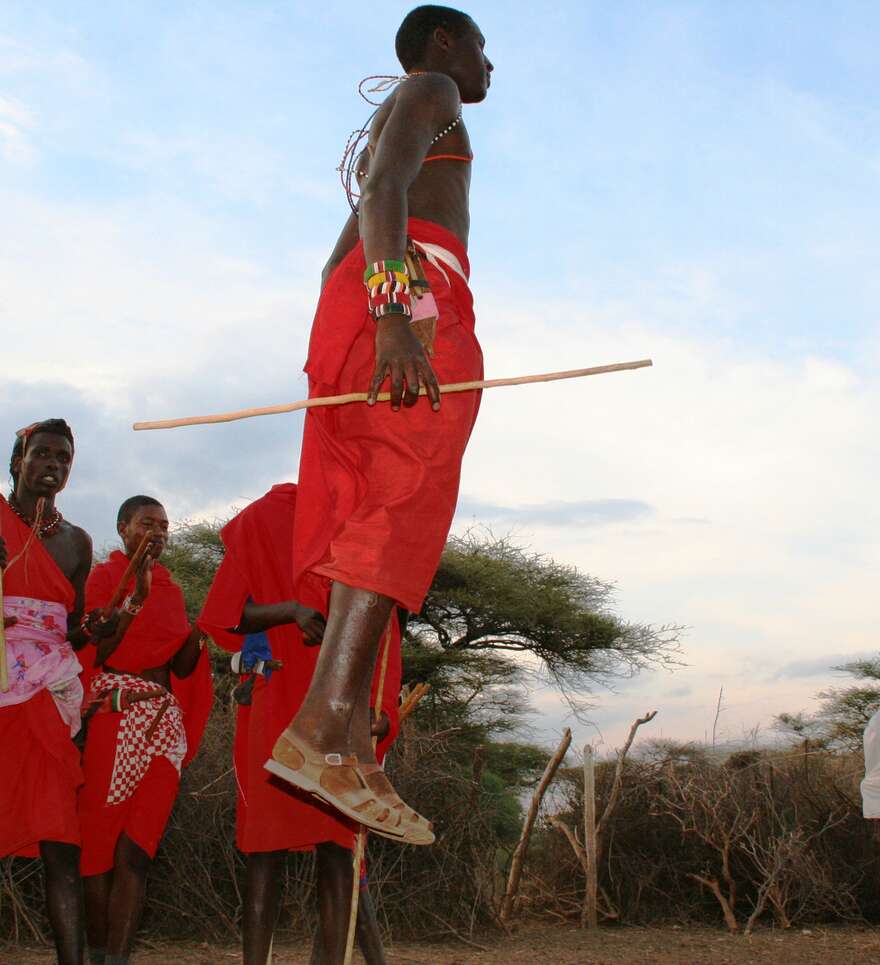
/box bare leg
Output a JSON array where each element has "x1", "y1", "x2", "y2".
[
  {"x1": 83, "y1": 870, "x2": 111, "y2": 961},
  {"x1": 104, "y1": 833, "x2": 151, "y2": 957},
  {"x1": 243, "y1": 850, "x2": 285, "y2": 965},
  {"x1": 314, "y1": 842, "x2": 353, "y2": 965},
  {"x1": 355, "y1": 887, "x2": 388, "y2": 965},
  {"x1": 40, "y1": 841, "x2": 85, "y2": 965},
  {"x1": 288, "y1": 582, "x2": 392, "y2": 758},
  {"x1": 309, "y1": 844, "x2": 388, "y2": 965}
]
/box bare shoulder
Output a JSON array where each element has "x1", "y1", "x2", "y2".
[
  {"x1": 395, "y1": 71, "x2": 460, "y2": 112},
  {"x1": 66, "y1": 522, "x2": 93, "y2": 568}
]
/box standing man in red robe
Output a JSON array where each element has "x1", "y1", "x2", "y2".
[
  {"x1": 269, "y1": 5, "x2": 493, "y2": 840},
  {"x1": 199, "y1": 483, "x2": 405, "y2": 965},
  {"x1": 78, "y1": 495, "x2": 212, "y2": 965},
  {"x1": 0, "y1": 419, "x2": 97, "y2": 965}
]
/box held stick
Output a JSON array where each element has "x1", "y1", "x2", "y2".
[
  {"x1": 343, "y1": 620, "x2": 393, "y2": 965},
  {"x1": 132, "y1": 360, "x2": 653, "y2": 431},
  {"x1": 102, "y1": 531, "x2": 153, "y2": 620}
]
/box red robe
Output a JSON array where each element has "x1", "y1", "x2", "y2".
[
  {"x1": 0, "y1": 497, "x2": 82, "y2": 857},
  {"x1": 198, "y1": 483, "x2": 402, "y2": 853},
  {"x1": 292, "y1": 217, "x2": 483, "y2": 613},
  {"x1": 78, "y1": 552, "x2": 212, "y2": 874}
]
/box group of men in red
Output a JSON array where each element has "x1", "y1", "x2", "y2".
[{"x1": 1, "y1": 5, "x2": 492, "y2": 964}]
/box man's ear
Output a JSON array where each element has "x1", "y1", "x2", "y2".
[
  {"x1": 10, "y1": 456, "x2": 21, "y2": 480},
  {"x1": 117, "y1": 520, "x2": 127, "y2": 539},
  {"x1": 433, "y1": 26, "x2": 452, "y2": 50}
]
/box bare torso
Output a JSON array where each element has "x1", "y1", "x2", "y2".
[{"x1": 358, "y1": 89, "x2": 473, "y2": 247}]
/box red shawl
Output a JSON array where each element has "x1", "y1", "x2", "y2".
[
  {"x1": 199, "y1": 483, "x2": 402, "y2": 853},
  {"x1": 81, "y1": 551, "x2": 212, "y2": 766}
]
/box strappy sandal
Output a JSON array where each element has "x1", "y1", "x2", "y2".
[
  {"x1": 359, "y1": 763, "x2": 435, "y2": 845},
  {"x1": 265, "y1": 729, "x2": 407, "y2": 840}
]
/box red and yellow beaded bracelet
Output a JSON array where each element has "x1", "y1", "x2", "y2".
[{"x1": 364, "y1": 259, "x2": 412, "y2": 320}]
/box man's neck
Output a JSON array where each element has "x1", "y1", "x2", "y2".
[{"x1": 11, "y1": 487, "x2": 56, "y2": 520}]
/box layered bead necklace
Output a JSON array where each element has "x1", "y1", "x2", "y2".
[{"x1": 8, "y1": 493, "x2": 64, "y2": 539}]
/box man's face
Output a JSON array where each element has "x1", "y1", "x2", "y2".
[
  {"x1": 446, "y1": 20, "x2": 493, "y2": 103},
  {"x1": 119, "y1": 504, "x2": 170, "y2": 559},
  {"x1": 14, "y1": 432, "x2": 74, "y2": 498}
]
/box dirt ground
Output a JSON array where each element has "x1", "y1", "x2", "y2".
[{"x1": 8, "y1": 923, "x2": 880, "y2": 965}]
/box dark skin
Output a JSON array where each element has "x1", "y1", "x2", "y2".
[
  {"x1": 5, "y1": 430, "x2": 93, "y2": 965},
  {"x1": 83, "y1": 502, "x2": 202, "y2": 960},
  {"x1": 233, "y1": 599, "x2": 389, "y2": 964},
  {"x1": 284, "y1": 22, "x2": 493, "y2": 849}
]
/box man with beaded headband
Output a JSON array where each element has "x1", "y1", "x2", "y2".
[
  {"x1": 268, "y1": 6, "x2": 493, "y2": 851},
  {"x1": 0, "y1": 418, "x2": 103, "y2": 965}
]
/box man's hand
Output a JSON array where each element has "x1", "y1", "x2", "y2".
[
  {"x1": 0, "y1": 534, "x2": 8, "y2": 570},
  {"x1": 132, "y1": 555, "x2": 154, "y2": 605},
  {"x1": 368, "y1": 317, "x2": 441, "y2": 412},
  {"x1": 88, "y1": 609, "x2": 119, "y2": 639},
  {"x1": 294, "y1": 605, "x2": 326, "y2": 647},
  {"x1": 370, "y1": 710, "x2": 390, "y2": 742},
  {"x1": 3, "y1": 616, "x2": 17, "y2": 631}
]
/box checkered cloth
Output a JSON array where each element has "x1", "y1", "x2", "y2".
[{"x1": 87, "y1": 671, "x2": 187, "y2": 806}]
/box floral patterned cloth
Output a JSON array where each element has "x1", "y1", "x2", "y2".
[{"x1": 0, "y1": 595, "x2": 83, "y2": 736}]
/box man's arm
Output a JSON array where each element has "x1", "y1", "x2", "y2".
[
  {"x1": 360, "y1": 73, "x2": 460, "y2": 411},
  {"x1": 236, "y1": 600, "x2": 325, "y2": 646},
  {"x1": 170, "y1": 625, "x2": 204, "y2": 679},
  {"x1": 67, "y1": 527, "x2": 94, "y2": 650},
  {"x1": 93, "y1": 554, "x2": 152, "y2": 665},
  {"x1": 321, "y1": 212, "x2": 359, "y2": 291},
  {"x1": 0, "y1": 535, "x2": 16, "y2": 631}
]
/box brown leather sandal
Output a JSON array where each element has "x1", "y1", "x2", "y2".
[
  {"x1": 266, "y1": 728, "x2": 406, "y2": 839},
  {"x1": 359, "y1": 764, "x2": 435, "y2": 845}
]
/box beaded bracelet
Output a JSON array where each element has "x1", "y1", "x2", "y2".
[{"x1": 364, "y1": 259, "x2": 412, "y2": 320}]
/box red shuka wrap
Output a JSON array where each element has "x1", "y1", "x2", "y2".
[
  {"x1": 198, "y1": 483, "x2": 402, "y2": 854},
  {"x1": 78, "y1": 552, "x2": 212, "y2": 874},
  {"x1": 0, "y1": 497, "x2": 82, "y2": 857},
  {"x1": 292, "y1": 217, "x2": 483, "y2": 613}
]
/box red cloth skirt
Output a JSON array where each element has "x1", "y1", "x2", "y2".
[
  {"x1": 79, "y1": 711, "x2": 180, "y2": 875},
  {"x1": 293, "y1": 217, "x2": 483, "y2": 613},
  {"x1": 0, "y1": 690, "x2": 82, "y2": 856}
]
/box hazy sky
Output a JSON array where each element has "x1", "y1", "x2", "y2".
[{"x1": 2, "y1": 1, "x2": 878, "y2": 755}]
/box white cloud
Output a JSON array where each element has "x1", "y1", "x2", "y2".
[{"x1": 0, "y1": 93, "x2": 35, "y2": 162}]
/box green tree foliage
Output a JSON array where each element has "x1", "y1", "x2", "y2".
[
  {"x1": 776, "y1": 657, "x2": 880, "y2": 751},
  {"x1": 411, "y1": 531, "x2": 682, "y2": 713}
]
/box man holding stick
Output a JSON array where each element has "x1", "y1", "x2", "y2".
[
  {"x1": 199, "y1": 483, "x2": 404, "y2": 965},
  {"x1": 77, "y1": 495, "x2": 212, "y2": 965},
  {"x1": 0, "y1": 418, "x2": 98, "y2": 965},
  {"x1": 268, "y1": 4, "x2": 492, "y2": 843}
]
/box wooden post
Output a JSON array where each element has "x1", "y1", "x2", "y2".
[
  {"x1": 582, "y1": 744, "x2": 598, "y2": 929},
  {"x1": 499, "y1": 727, "x2": 571, "y2": 924}
]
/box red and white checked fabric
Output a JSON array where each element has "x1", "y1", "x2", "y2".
[{"x1": 88, "y1": 671, "x2": 187, "y2": 806}]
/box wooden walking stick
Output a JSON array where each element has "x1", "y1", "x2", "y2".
[
  {"x1": 102, "y1": 531, "x2": 152, "y2": 620},
  {"x1": 132, "y1": 359, "x2": 653, "y2": 431},
  {"x1": 343, "y1": 619, "x2": 393, "y2": 965}
]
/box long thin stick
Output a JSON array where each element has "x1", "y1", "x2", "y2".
[
  {"x1": 102, "y1": 531, "x2": 152, "y2": 619},
  {"x1": 343, "y1": 620, "x2": 393, "y2": 965},
  {"x1": 133, "y1": 359, "x2": 653, "y2": 431}
]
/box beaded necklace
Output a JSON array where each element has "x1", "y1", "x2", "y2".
[
  {"x1": 337, "y1": 74, "x2": 463, "y2": 213},
  {"x1": 8, "y1": 493, "x2": 64, "y2": 539}
]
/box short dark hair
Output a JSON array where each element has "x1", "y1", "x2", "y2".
[
  {"x1": 9, "y1": 418, "x2": 75, "y2": 488},
  {"x1": 117, "y1": 495, "x2": 164, "y2": 528},
  {"x1": 395, "y1": 5, "x2": 473, "y2": 71}
]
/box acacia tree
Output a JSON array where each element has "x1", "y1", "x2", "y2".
[
  {"x1": 411, "y1": 531, "x2": 682, "y2": 715},
  {"x1": 776, "y1": 657, "x2": 880, "y2": 751}
]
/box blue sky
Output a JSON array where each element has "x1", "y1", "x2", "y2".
[{"x1": 2, "y1": 1, "x2": 878, "y2": 753}]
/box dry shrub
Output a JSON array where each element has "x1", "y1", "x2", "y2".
[{"x1": 531, "y1": 742, "x2": 880, "y2": 930}]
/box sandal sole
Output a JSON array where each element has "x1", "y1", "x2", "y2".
[{"x1": 264, "y1": 757, "x2": 408, "y2": 840}]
